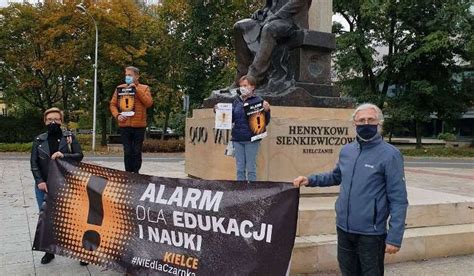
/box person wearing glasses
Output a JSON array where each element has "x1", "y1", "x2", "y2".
[
  {"x1": 30, "y1": 107, "x2": 84, "y2": 265},
  {"x1": 293, "y1": 103, "x2": 408, "y2": 276}
]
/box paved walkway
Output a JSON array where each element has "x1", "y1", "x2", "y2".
[{"x1": 0, "y1": 155, "x2": 473, "y2": 275}]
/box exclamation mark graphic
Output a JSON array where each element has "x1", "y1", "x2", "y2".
[
  {"x1": 82, "y1": 175, "x2": 107, "y2": 251},
  {"x1": 256, "y1": 116, "x2": 261, "y2": 130},
  {"x1": 125, "y1": 98, "x2": 129, "y2": 109}
]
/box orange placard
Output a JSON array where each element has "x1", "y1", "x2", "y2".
[{"x1": 117, "y1": 87, "x2": 136, "y2": 116}]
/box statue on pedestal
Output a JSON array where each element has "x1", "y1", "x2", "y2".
[
  {"x1": 205, "y1": 0, "x2": 351, "y2": 108},
  {"x1": 233, "y1": 0, "x2": 311, "y2": 88}
]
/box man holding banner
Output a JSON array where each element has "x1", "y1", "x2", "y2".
[
  {"x1": 293, "y1": 103, "x2": 408, "y2": 275},
  {"x1": 110, "y1": 66, "x2": 153, "y2": 173}
]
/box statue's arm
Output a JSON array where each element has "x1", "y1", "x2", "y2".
[
  {"x1": 251, "y1": 0, "x2": 273, "y2": 21},
  {"x1": 273, "y1": 0, "x2": 310, "y2": 20}
]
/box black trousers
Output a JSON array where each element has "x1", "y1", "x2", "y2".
[
  {"x1": 337, "y1": 227, "x2": 386, "y2": 276},
  {"x1": 119, "y1": 127, "x2": 145, "y2": 173}
]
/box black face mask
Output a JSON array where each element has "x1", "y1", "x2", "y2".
[
  {"x1": 47, "y1": 122, "x2": 62, "y2": 136},
  {"x1": 356, "y1": 124, "x2": 378, "y2": 141}
]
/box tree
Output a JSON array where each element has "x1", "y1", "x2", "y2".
[
  {"x1": 153, "y1": 0, "x2": 256, "y2": 106},
  {"x1": 334, "y1": 0, "x2": 473, "y2": 148},
  {"x1": 0, "y1": 2, "x2": 90, "y2": 119},
  {"x1": 81, "y1": 0, "x2": 156, "y2": 145},
  {"x1": 143, "y1": 0, "x2": 255, "y2": 138},
  {"x1": 0, "y1": 0, "x2": 261, "y2": 145}
]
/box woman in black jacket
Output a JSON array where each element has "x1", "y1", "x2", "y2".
[{"x1": 30, "y1": 107, "x2": 83, "y2": 264}]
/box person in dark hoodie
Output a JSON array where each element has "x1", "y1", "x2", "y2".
[
  {"x1": 30, "y1": 107, "x2": 84, "y2": 265},
  {"x1": 231, "y1": 75, "x2": 271, "y2": 181},
  {"x1": 293, "y1": 103, "x2": 408, "y2": 276}
]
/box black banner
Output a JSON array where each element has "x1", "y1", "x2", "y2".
[
  {"x1": 33, "y1": 160, "x2": 299, "y2": 275},
  {"x1": 244, "y1": 100, "x2": 267, "y2": 141}
]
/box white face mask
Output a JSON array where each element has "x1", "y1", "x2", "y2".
[{"x1": 239, "y1": 87, "x2": 252, "y2": 99}]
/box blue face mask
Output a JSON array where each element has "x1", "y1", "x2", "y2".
[
  {"x1": 356, "y1": 124, "x2": 378, "y2": 141},
  {"x1": 125, "y1": 75, "x2": 134, "y2": 85}
]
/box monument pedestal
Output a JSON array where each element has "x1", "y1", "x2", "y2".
[{"x1": 185, "y1": 106, "x2": 355, "y2": 183}]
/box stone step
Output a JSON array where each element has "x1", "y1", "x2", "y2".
[
  {"x1": 297, "y1": 187, "x2": 474, "y2": 236},
  {"x1": 290, "y1": 223, "x2": 474, "y2": 274},
  {"x1": 300, "y1": 185, "x2": 340, "y2": 196}
]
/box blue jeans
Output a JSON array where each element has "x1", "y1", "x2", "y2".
[
  {"x1": 34, "y1": 183, "x2": 46, "y2": 211},
  {"x1": 233, "y1": 141, "x2": 260, "y2": 181},
  {"x1": 337, "y1": 227, "x2": 386, "y2": 276}
]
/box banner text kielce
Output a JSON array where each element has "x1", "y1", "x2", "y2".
[{"x1": 137, "y1": 184, "x2": 273, "y2": 252}]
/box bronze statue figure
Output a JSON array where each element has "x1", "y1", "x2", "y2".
[
  {"x1": 205, "y1": 0, "x2": 349, "y2": 108},
  {"x1": 233, "y1": 0, "x2": 311, "y2": 86}
]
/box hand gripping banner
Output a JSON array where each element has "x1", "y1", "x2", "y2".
[{"x1": 33, "y1": 160, "x2": 299, "y2": 275}]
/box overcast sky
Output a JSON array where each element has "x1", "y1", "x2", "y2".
[
  {"x1": 0, "y1": 0, "x2": 26, "y2": 7},
  {"x1": 0, "y1": 0, "x2": 43, "y2": 7}
]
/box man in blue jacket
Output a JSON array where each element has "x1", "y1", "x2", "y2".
[{"x1": 293, "y1": 103, "x2": 408, "y2": 275}]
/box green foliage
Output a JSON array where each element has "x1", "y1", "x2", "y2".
[
  {"x1": 75, "y1": 134, "x2": 94, "y2": 147},
  {"x1": 334, "y1": 0, "x2": 474, "y2": 147},
  {"x1": 146, "y1": 0, "x2": 255, "y2": 114},
  {"x1": 0, "y1": 143, "x2": 33, "y2": 152},
  {"x1": 400, "y1": 146, "x2": 474, "y2": 157},
  {"x1": 168, "y1": 112, "x2": 186, "y2": 136},
  {"x1": 0, "y1": 2, "x2": 90, "y2": 118},
  {"x1": 1, "y1": 0, "x2": 255, "y2": 139},
  {"x1": 437, "y1": 132, "x2": 457, "y2": 141},
  {"x1": 77, "y1": 113, "x2": 93, "y2": 129},
  {"x1": 0, "y1": 114, "x2": 44, "y2": 143},
  {"x1": 142, "y1": 139, "x2": 185, "y2": 152}
]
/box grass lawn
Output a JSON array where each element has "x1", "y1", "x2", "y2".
[
  {"x1": 399, "y1": 146, "x2": 474, "y2": 158},
  {"x1": 0, "y1": 142, "x2": 32, "y2": 152}
]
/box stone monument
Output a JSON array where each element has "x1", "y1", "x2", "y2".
[
  {"x1": 187, "y1": 4, "x2": 474, "y2": 274},
  {"x1": 186, "y1": 0, "x2": 355, "y2": 182},
  {"x1": 203, "y1": 0, "x2": 352, "y2": 108}
]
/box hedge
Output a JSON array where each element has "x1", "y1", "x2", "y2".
[
  {"x1": 142, "y1": 139, "x2": 185, "y2": 153},
  {"x1": 0, "y1": 115, "x2": 44, "y2": 143}
]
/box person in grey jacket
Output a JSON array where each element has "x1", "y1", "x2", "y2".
[
  {"x1": 293, "y1": 103, "x2": 408, "y2": 276},
  {"x1": 30, "y1": 107, "x2": 84, "y2": 265}
]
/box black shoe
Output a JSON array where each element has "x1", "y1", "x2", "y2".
[
  {"x1": 80, "y1": 261, "x2": 89, "y2": 266},
  {"x1": 41, "y1": 253, "x2": 55, "y2": 264}
]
